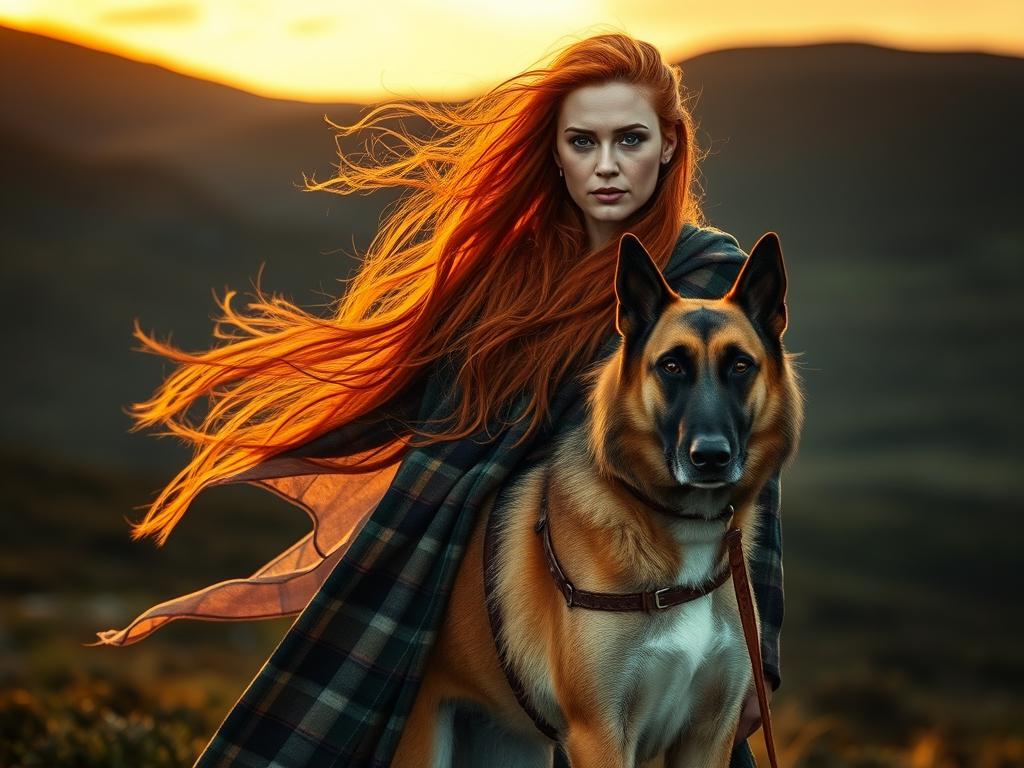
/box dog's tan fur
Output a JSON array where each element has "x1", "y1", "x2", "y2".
[{"x1": 394, "y1": 233, "x2": 803, "y2": 768}]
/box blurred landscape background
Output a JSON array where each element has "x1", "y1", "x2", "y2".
[{"x1": 1, "y1": 22, "x2": 1023, "y2": 767}]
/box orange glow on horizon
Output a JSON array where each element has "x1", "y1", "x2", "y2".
[{"x1": 1, "y1": 1, "x2": 1021, "y2": 103}]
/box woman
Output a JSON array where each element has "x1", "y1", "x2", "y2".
[{"x1": 96, "y1": 32, "x2": 785, "y2": 767}]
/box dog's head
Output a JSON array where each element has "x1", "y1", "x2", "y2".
[{"x1": 586, "y1": 232, "x2": 803, "y2": 513}]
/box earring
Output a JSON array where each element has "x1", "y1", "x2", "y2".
[{"x1": 558, "y1": 167, "x2": 564, "y2": 177}]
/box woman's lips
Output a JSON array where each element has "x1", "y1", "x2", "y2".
[{"x1": 592, "y1": 190, "x2": 626, "y2": 204}]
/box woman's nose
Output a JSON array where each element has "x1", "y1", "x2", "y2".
[{"x1": 595, "y1": 144, "x2": 618, "y2": 176}]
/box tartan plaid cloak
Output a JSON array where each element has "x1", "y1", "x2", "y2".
[{"x1": 193, "y1": 224, "x2": 786, "y2": 768}]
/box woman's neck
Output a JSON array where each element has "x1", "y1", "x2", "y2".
[{"x1": 586, "y1": 220, "x2": 618, "y2": 252}]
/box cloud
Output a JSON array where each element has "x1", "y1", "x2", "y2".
[{"x1": 99, "y1": 2, "x2": 199, "y2": 26}]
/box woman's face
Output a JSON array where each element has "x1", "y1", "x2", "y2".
[{"x1": 553, "y1": 80, "x2": 676, "y2": 250}]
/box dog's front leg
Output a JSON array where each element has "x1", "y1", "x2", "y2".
[
  {"x1": 564, "y1": 721, "x2": 632, "y2": 768},
  {"x1": 393, "y1": 671, "x2": 455, "y2": 768},
  {"x1": 662, "y1": 707, "x2": 743, "y2": 768}
]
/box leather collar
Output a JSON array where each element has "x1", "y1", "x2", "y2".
[{"x1": 534, "y1": 469, "x2": 733, "y2": 612}]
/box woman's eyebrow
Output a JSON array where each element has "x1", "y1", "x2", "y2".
[{"x1": 563, "y1": 123, "x2": 650, "y2": 134}]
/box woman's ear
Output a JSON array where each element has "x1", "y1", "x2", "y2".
[{"x1": 660, "y1": 124, "x2": 678, "y2": 164}]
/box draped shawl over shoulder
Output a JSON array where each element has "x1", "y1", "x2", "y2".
[{"x1": 96, "y1": 224, "x2": 785, "y2": 768}]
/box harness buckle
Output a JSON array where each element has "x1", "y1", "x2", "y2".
[
  {"x1": 564, "y1": 582, "x2": 574, "y2": 608},
  {"x1": 653, "y1": 587, "x2": 671, "y2": 610}
]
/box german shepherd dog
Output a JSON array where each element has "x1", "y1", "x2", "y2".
[{"x1": 394, "y1": 232, "x2": 804, "y2": 768}]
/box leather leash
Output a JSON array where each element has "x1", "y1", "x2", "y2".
[
  {"x1": 483, "y1": 467, "x2": 782, "y2": 768},
  {"x1": 725, "y1": 525, "x2": 781, "y2": 768}
]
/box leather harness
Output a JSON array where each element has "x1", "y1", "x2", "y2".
[{"x1": 482, "y1": 467, "x2": 782, "y2": 768}]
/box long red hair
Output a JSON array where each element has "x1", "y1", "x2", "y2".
[{"x1": 128, "y1": 32, "x2": 707, "y2": 545}]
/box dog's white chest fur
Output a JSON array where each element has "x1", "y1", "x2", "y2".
[
  {"x1": 607, "y1": 534, "x2": 749, "y2": 760},
  {"x1": 628, "y1": 599, "x2": 724, "y2": 748}
]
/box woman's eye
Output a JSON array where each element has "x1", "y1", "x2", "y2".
[
  {"x1": 570, "y1": 135, "x2": 594, "y2": 149},
  {"x1": 620, "y1": 133, "x2": 643, "y2": 147}
]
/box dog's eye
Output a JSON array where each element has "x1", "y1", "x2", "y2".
[
  {"x1": 661, "y1": 359, "x2": 683, "y2": 375},
  {"x1": 732, "y1": 359, "x2": 752, "y2": 375}
]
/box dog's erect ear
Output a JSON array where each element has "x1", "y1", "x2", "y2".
[
  {"x1": 725, "y1": 232, "x2": 788, "y2": 344},
  {"x1": 615, "y1": 233, "x2": 675, "y2": 349}
]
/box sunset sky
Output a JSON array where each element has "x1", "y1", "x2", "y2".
[{"x1": 2, "y1": 0, "x2": 1021, "y2": 102}]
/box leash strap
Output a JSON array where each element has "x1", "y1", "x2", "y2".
[{"x1": 725, "y1": 526, "x2": 781, "y2": 768}]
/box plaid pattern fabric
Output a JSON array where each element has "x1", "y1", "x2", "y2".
[{"x1": 194, "y1": 224, "x2": 786, "y2": 767}]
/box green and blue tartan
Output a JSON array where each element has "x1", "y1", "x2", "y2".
[{"x1": 194, "y1": 224, "x2": 785, "y2": 768}]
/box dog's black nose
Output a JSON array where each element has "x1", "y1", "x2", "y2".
[{"x1": 689, "y1": 435, "x2": 731, "y2": 468}]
